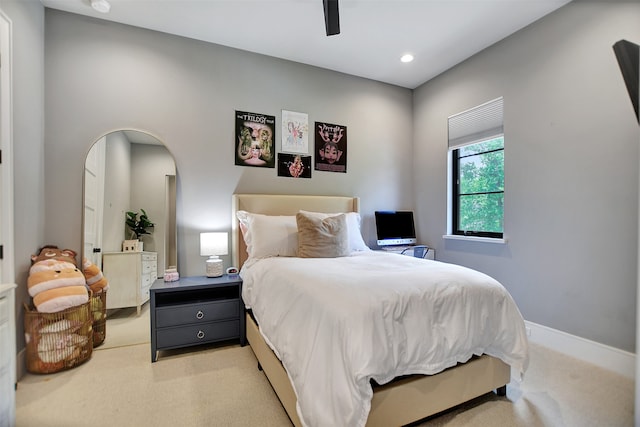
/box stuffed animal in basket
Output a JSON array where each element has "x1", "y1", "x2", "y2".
[
  {"x1": 27, "y1": 267, "x2": 88, "y2": 313},
  {"x1": 29, "y1": 258, "x2": 76, "y2": 275},
  {"x1": 36, "y1": 320, "x2": 89, "y2": 364},
  {"x1": 28, "y1": 246, "x2": 88, "y2": 313},
  {"x1": 82, "y1": 258, "x2": 109, "y2": 293},
  {"x1": 26, "y1": 246, "x2": 93, "y2": 373},
  {"x1": 25, "y1": 317, "x2": 92, "y2": 373},
  {"x1": 31, "y1": 245, "x2": 78, "y2": 266}
]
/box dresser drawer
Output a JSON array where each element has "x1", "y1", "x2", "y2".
[
  {"x1": 142, "y1": 253, "x2": 157, "y2": 262},
  {"x1": 141, "y1": 287, "x2": 150, "y2": 304},
  {"x1": 0, "y1": 295, "x2": 8, "y2": 324},
  {"x1": 155, "y1": 299, "x2": 239, "y2": 328},
  {"x1": 141, "y1": 273, "x2": 155, "y2": 288},
  {"x1": 142, "y1": 262, "x2": 156, "y2": 275},
  {"x1": 156, "y1": 319, "x2": 239, "y2": 348}
]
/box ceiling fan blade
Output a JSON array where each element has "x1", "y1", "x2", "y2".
[{"x1": 323, "y1": 0, "x2": 340, "y2": 36}]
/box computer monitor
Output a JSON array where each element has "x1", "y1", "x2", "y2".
[{"x1": 374, "y1": 211, "x2": 417, "y2": 247}]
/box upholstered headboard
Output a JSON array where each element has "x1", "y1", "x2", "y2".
[{"x1": 231, "y1": 194, "x2": 360, "y2": 268}]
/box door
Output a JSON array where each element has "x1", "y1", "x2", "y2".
[
  {"x1": 0, "y1": 10, "x2": 14, "y2": 286},
  {"x1": 0, "y1": 11, "x2": 15, "y2": 427},
  {"x1": 84, "y1": 137, "x2": 106, "y2": 268}
]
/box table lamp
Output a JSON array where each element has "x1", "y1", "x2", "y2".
[{"x1": 200, "y1": 232, "x2": 228, "y2": 277}]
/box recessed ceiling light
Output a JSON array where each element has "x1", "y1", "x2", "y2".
[
  {"x1": 400, "y1": 54, "x2": 414, "y2": 63},
  {"x1": 91, "y1": 0, "x2": 111, "y2": 13}
]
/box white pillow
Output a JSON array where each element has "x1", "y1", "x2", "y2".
[
  {"x1": 236, "y1": 211, "x2": 298, "y2": 259},
  {"x1": 298, "y1": 210, "x2": 370, "y2": 252}
]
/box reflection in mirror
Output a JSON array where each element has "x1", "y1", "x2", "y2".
[{"x1": 83, "y1": 130, "x2": 177, "y2": 275}]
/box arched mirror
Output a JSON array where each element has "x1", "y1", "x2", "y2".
[{"x1": 83, "y1": 130, "x2": 177, "y2": 315}]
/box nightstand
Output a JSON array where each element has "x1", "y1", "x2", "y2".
[{"x1": 150, "y1": 275, "x2": 245, "y2": 362}]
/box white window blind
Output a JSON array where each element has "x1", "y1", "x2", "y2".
[{"x1": 448, "y1": 97, "x2": 504, "y2": 149}]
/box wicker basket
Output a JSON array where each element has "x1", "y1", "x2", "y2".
[
  {"x1": 24, "y1": 301, "x2": 93, "y2": 374},
  {"x1": 91, "y1": 289, "x2": 107, "y2": 347}
]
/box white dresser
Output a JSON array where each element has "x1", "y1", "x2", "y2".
[
  {"x1": 103, "y1": 252, "x2": 157, "y2": 315},
  {"x1": 0, "y1": 283, "x2": 17, "y2": 427}
]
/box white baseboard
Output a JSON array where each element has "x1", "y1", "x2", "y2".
[{"x1": 525, "y1": 320, "x2": 635, "y2": 379}]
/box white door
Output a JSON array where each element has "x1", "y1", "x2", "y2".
[
  {"x1": 84, "y1": 137, "x2": 106, "y2": 269},
  {"x1": 0, "y1": 11, "x2": 16, "y2": 427},
  {"x1": 0, "y1": 10, "x2": 14, "y2": 287}
]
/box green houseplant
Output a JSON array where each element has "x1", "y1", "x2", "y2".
[{"x1": 125, "y1": 209, "x2": 155, "y2": 240}]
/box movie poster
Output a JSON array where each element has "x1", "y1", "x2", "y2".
[
  {"x1": 281, "y1": 110, "x2": 309, "y2": 154},
  {"x1": 277, "y1": 153, "x2": 312, "y2": 179},
  {"x1": 314, "y1": 121, "x2": 347, "y2": 173},
  {"x1": 235, "y1": 110, "x2": 276, "y2": 168}
]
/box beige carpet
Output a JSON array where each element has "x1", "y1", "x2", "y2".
[
  {"x1": 94, "y1": 304, "x2": 151, "y2": 350},
  {"x1": 16, "y1": 332, "x2": 633, "y2": 426}
]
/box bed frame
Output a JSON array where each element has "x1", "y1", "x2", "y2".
[{"x1": 232, "y1": 194, "x2": 511, "y2": 427}]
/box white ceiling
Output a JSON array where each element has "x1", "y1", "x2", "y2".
[{"x1": 39, "y1": 0, "x2": 571, "y2": 89}]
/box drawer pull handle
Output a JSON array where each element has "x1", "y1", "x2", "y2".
[
  {"x1": 196, "y1": 330, "x2": 205, "y2": 339},
  {"x1": 196, "y1": 310, "x2": 204, "y2": 320}
]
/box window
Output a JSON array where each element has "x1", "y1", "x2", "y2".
[{"x1": 448, "y1": 98, "x2": 504, "y2": 239}]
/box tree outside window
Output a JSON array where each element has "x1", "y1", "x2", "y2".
[{"x1": 453, "y1": 136, "x2": 504, "y2": 238}]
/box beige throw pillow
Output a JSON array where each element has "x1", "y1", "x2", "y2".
[{"x1": 296, "y1": 212, "x2": 350, "y2": 258}]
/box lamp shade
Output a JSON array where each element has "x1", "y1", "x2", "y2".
[
  {"x1": 200, "y1": 232, "x2": 228, "y2": 257},
  {"x1": 200, "y1": 232, "x2": 228, "y2": 277}
]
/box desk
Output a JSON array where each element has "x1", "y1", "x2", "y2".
[{"x1": 378, "y1": 245, "x2": 435, "y2": 260}]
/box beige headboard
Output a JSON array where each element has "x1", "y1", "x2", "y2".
[{"x1": 231, "y1": 194, "x2": 360, "y2": 268}]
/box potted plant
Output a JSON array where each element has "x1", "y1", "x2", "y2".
[{"x1": 124, "y1": 209, "x2": 154, "y2": 251}]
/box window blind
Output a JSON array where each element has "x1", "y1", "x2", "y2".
[{"x1": 448, "y1": 97, "x2": 503, "y2": 149}]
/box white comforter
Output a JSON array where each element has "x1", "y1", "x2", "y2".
[{"x1": 241, "y1": 251, "x2": 529, "y2": 427}]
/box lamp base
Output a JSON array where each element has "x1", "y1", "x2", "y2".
[{"x1": 205, "y1": 256, "x2": 223, "y2": 278}]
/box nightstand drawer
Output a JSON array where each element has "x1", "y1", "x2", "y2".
[
  {"x1": 155, "y1": 299, "x2": 239, "y2": 328},
  {"x1": 156, "y1": 320, "x2": 240, "y2": 348}
]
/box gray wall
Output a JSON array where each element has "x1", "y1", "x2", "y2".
[
  {"x1": 413, "y1": 0, "x2": 640, "y2": 352},
  {"x1": 102, "y1": 132, "x2": 131, "y2": 253},
  {"x1": 6, "y1": 0, "x2": 639, "y2": 360},
  {"x1": 43, "y1": 10, "x2": 414, "y2": 278},
  {"x1": 1, "y1": 0, "x2": 45, "y2": 351},
  {"x1": 130, "y1": 142, "x2": 176, "y2": 272}
]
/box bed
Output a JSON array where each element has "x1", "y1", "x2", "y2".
[{"x1": 231, "y1": 194, "x2": 529, "y2": 427}]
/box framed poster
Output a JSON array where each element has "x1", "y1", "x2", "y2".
[
  {"x1": 277, "y1": 153, "x2": 312, "y2": 178},
  {"x1": 235, "y1": 110, "x2": 276, "y2": 168},
  {"x1": 314, "y1": 121, "x2": 347, "y2": 173},
  {"x1": 281, "y1": 110, "x2": 309, "y2": 154}
]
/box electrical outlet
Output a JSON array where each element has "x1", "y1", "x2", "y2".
[{"x1": 525, "y1": 326, "x2": 531, "y2": 337}]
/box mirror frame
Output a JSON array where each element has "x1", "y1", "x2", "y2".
[{"x1": 82, "y1": 129, "x2": 177, "y2": 273}]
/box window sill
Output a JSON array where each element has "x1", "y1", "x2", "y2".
[{"x1": 443, "y1": 234, "x2": 507, "y2": 244}]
